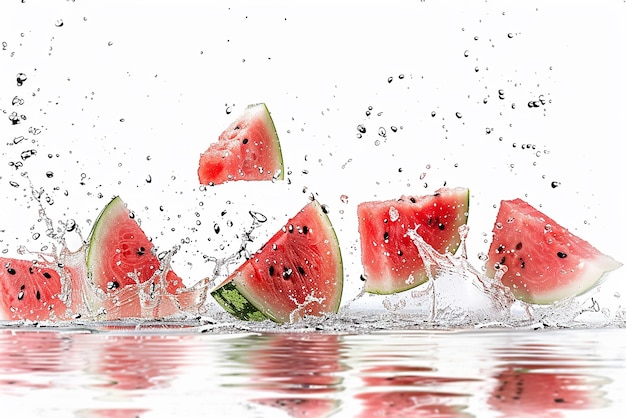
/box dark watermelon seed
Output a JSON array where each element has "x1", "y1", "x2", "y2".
[
  {"x1": 20, "y1": 284, "x2": 25, "y2": 290},
  {"x1": 438, "y1": 223, "x2": 445, "y2": 230},
  {"x1": 136, "y1": 246, "x2": 146, "y2": 256},
  {"x1": 515, "y1": 242, "x2": 523, "y2": 250},
  {"x1": 43, "y1": 271, "x2": 52, "y2": 279},
  {"x1": 427, "y1": 216, "x2": 433, "y2": 226},
  {"x1": 29, "y1": 266, "x2": 34, "y2": 274},
  {"x1": 410, "y1": 197, "x2": 416, "y2": 203},
  {"x1": 500, "y1": 256, "x2": 506, "y2": 265},
  {"x1": 268, "y1": 265, "x2": 275, "y2": 276},
  {"x1": 383, "y1": 231, "x2": 389, "y2": 242},
  {"x1": 283, "y1": 267, "x2": 292, "y2": 279},
  {"x1": 496, "y1": 244, "x2": 505, "y2": 253},
  {"x1": 397, "y1": 250, "x2": 403, "y2": 256},
  {"x1": 7, "y1": 268, "x2": 16, "y2": 275},
  {"x1": 242, "y1": 138, "x2": 249, "y2": 144},
  {"x1": 297, "y1": 266, "x2": 306, "y2": 275},
  {"x1": 519, "y1": 258, "x2": 525, "y2": 268},
  {"x1": 36, "y1": 290, "x2": 41, "y2": 300},
  {"x1": 302, "y1": 225, "x2": 309, "y2": 234},
  {"x1": 107, "y1": 281, "x2": 120, "y2": 290},
  {"x1": 557, "y1": 251, "x2": 567, "y2": 258}
]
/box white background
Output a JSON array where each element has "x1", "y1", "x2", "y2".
[{"x1": 1, "y1": 0, "x2": 624, "y2": 310}]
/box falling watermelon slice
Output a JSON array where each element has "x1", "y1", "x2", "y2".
[
  {"x1": 357, "y1": 187, "x2": 469, "y2": 294},
  {"x1": 211, "y1": 200, "x2": 343, "y2": 323},
  {"x1": 86, "y1": 196, "x2": 189, "y2": 318},
  {"x1": 198, "y1": 103, "x2": 284, "y2": 185},
  {"x1": 485, "y1": 198, "x2": 622, "y2": 304}
]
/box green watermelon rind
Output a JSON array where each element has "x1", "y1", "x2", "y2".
[
  {"x1": 210, "y1": 200, "x2": 343, "y2": 324},
  {"x1": 360, "y1": 187, "x2": 470, "y2": 295},
  {"x1": 211, "y1": 280, "x2": 268, "y2": 322},
  {"x1": 86, "y1": 195, "x2": 125, "y2": 287},
  {"x1": 253, "y1": 103, "x2": 284, "y2": 181}
]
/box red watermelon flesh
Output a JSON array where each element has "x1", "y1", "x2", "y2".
[
  {"x1": 357, "y1": 187, "x2": 469, "y2": 294},
  {"x1": 211, "y1": 200, "x2": 343, "y2": 323},
  {"x1": 87, "y1": 196, "x2": 189, "y2": 319},
  {"x1": 485, "y1": 199, "x2": 622, "y2": 304},
  {"x1": 0, "y1": 256, "x2": 88, "y2": 321},
  {"x1": 198, "y1": 103, "x2": 284, "y2": 185}
]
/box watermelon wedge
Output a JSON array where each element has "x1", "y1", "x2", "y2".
[
  {"x1": 198, "y1": 103, "x2": 284, "y2": 185},
  {"x1": 211, "y1": 200, "x2": 343, "y2": 323},
  {"x1": 0, "y1": 256, "x2": 87, "y2": 321},
  {"x1": 86, "y1": 196, "x2": 189, "y2": 318},
  {"x1": 485, "y1": 198, "x2": 622, "y2": 304},
  {"x1": 357, "y1": 187, "x2": 470, "y2": 294}
]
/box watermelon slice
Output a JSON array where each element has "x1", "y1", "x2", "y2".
[
  {"x1": 198, "y1": 103, "x2": 284, "y2": 185},
  {"x1": 211, "y1": 200, "x2": 343, "y2": 323},
  {"x1": 86, "y1": 196, "x2": 188, "y2": 318},
  {"x1": 357, "y1": 187, "x2": 469, "y2": 294},
  {"x1": 0, "y1": 256, "x2": 88, "y2": 321},
  {"x1": 485, "y1": 199, "x2": 622, "y2": 304}
]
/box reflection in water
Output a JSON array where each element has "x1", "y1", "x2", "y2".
[
  {"x1": 488, "y1": 342, "x2": 610, "y2": 418},
  {"x1": 357, "y1": 365, "x2": 476, "y2": 417},
  {"x1": 0, "y1": 328, "x2": 622, "y2": 417},
  {"x1": 225, "y1": 333, "x2": 344, "y2": 417},
  {"x1": 0, "y1": 329, "x2": 191, "y2": 417}
]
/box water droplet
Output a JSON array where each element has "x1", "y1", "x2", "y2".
[
  {"x1": 455, "y1": 112, "x2": 462, "y2": 119},
  {"x1": 390, "y1": 126, "x2": 398, "y2": 132},
  {"x1": 340, "y1": 194, "x2": 348, "y2": 204},
  {"x1": 225, "y1": 106, "x2": 232, "y2": 114},
  {"x1": 507, "y1": 33, "x2": 514, "y2": 39},
  {"x1": 389, "y1": 206, "x2": 399, "y2": 222},
  {"x1": 45, "y1": 171, "x2": 54, "y2": 178},
  {"x1": 378, "y1": 127, "x2": 387, "y2": 138},
  {"x1": 20, "y1": 149, "x2": 37, "y2": 160},
  {"x1": 249, "y1": 210, "x2": 267, "y2": 224},
  {"x1": 463, "y1": 50, "x2": 469, "y2": 57},
  {"x1": 387, "y1": 76, "x2": 393, "y2": 83},
  {"x1": 145, "y1": 174, "x2": 152, "y2": 183},
  {"x1": 55, "y1": 19, "x2": 64, "y2": 27},
  {"x1": 357, "y1": 124, "x2": 366, "y2": 134},
  {"x1": 551, "y1": 181, "x2": 561, "y2": 188},
  {"x1": 431, "y1": 111, "x2": 436, "y2": 117},
  {"x1": 16, "y1": 73, "x2": 27, "y2": 86}
]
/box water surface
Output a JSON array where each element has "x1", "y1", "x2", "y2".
[{"x1": 1, "y1": 323, "x2": 624, "y2": 417}]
